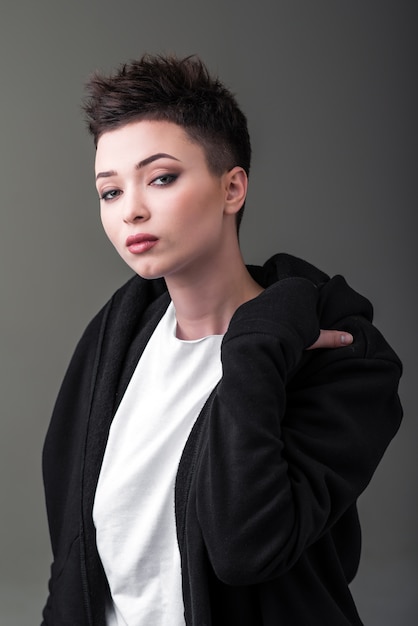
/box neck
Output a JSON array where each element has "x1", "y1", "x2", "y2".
[{"x1": 166, "y1": 241, "x2": 263, "y2": 341}]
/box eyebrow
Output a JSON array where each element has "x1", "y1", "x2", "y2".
[{"x1": 95, "y1": 152, "x2": 180, "y2": 181}]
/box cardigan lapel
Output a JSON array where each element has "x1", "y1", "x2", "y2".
[{"x1": 79, "y1": 275, "x2": 169, "y2": 624}]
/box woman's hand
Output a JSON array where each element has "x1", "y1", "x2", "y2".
[{"x1": 307, "y1": 330, "x2": 353, "y2": 350}]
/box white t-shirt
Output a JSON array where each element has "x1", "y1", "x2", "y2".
[{"x1": 93, "y1": 302, "x2": 223, "y2": 625}]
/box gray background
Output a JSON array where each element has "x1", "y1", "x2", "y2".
[{"x1": 1, "y1": 1, "x2": 416, "y2": 624}]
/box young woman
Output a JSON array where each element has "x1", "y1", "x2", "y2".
[{"x1": 41, "y1": 55, "x2": 402, "y2": 625}]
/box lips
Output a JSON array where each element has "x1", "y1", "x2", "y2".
[{"x1": 126, "y1": 233, "x2": 159, "y2": 254}]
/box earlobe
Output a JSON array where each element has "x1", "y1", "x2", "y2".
[{"x1": 224, "y1": 167, "x2": 248, "y2": 215}]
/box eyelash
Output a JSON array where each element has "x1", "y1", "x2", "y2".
[
  {"x1": 99, "y1": 174, "x2": 178, "y2": 201},
  {"x1": 150, "y1": 173, "x2": 178, "y2": 186},
  {"x1": 100, "y1": 189, "x2": 122, "y2": 202}
]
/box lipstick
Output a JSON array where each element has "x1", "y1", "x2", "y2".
[{"x1": 126, "y1": 233, "x2": 158, "y2": 254}]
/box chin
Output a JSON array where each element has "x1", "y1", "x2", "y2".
[
  {"x1": 136, "y1": 272, "x2": 164, "y2": 281},
  {"x1": 130, "y1": 263, "x2": 166, "y2": 281}
]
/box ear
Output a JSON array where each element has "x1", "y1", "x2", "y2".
[{"x1": 223, "y1": 166, "x2": 248, "y2": 215}]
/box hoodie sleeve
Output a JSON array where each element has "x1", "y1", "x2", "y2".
[{"x1": 195, "y1": 276, "x2": 402, "y2": 586}]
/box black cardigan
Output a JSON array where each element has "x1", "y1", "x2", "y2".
[{"x1": 41, "y1": 254, "x2": 402, "y2": 625}]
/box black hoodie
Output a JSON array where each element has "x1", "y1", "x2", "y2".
[{"x1": 42, "y1": 254, "x2": 402, "y2": 625}]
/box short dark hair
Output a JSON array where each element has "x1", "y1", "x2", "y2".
[{"x1": 83, "y1": 54, "x2": 251, "y2": 230}]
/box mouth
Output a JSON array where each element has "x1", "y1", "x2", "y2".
[{"x1": 126, "y1": 233, "x2": 159, "y2": 254}]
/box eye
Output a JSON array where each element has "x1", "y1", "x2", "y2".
[
  {"x1": 151, "y1": 174, "x2": 178, "y2": 186},
  {"x1": 100, "y1": 189, "x2": 122, "y2": 201}
]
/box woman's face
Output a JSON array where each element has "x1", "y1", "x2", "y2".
[{"x1": 95, "y1": 120, "x2": 241, "y2": 284}]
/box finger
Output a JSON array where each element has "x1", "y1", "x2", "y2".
[{"x1": 307, "y1": 329, "x2": 354, "y2": 350}]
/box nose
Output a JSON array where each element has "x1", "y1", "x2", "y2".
[{"x1": 123, "y1": 188, "x2": 150, "y2": 224}]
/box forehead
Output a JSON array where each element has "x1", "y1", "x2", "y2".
[{"x1": 95, "y1": 119, "x2": 204, "y2": 171}]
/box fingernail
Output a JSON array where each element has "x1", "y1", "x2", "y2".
[{"x1": 341, "y1": 333, "x2": 353, "y2": 345}]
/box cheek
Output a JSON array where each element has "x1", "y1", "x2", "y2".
[{"x1": 177, "y1": 188, "x2": 223, "y2": 226}]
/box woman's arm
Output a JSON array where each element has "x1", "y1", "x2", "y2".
[{"x1": 195, "y1": 277, "x2": 402, "y2": 586}]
